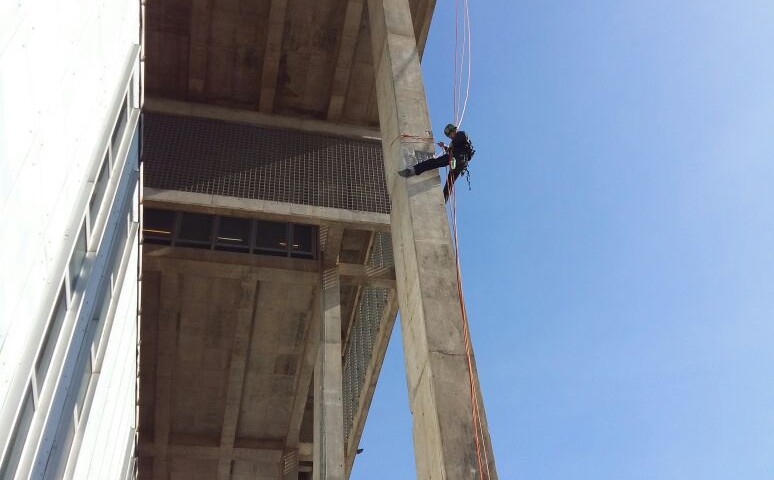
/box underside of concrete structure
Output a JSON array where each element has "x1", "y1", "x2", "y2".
[{"x1": 139, "y1": 0, "x2": 496, "y2": 479}]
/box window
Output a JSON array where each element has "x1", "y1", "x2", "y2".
[
  {"x1": 111, "y1": 96, "x2": 128, "y2": 160},
  {"x1": 93, "y1": 281, "x2": 112, "y2": 351},
  {"x1": 291, "y1": 224, "x2": 315, "y2": 259},
  {"x1": 143, "y1": 209, "x2": 175, "y2": 244},
  {"x1": 177, "y1": 212, "x2": 212, "y2": 248},
  {"x1": 254, "y1": 221, "x2": 289, "y2": 256},
  {"x1": 142, "y1": 208, "x2": 318, "y2": 259},
  {"x1": 89, "y1": 152, "x2": 110, "y2": 232},
  {"x1": 68, "y1": 221, "x2": 88, "y2": 294},
  {"x1": 35, "y1": 284, "x2": 68, "y2": 386},
  {"x1": 74, "y1": 349, "x2": 92, "y2": 422},
  {"x1": 110, "y1": 209, "x2": 129, "y2": 289},
  {"x1": 0, "y1": 386, "x2": 35, "y2": 479},
  {"x1": 215, "y1": 216, "x2": 251, "y2": 252}
]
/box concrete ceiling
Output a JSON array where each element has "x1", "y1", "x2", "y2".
[
  {"x1": 144, "y1": 0, "x2": 436, "y2": 127},
  {"x1": 138, "y1": 226, "x2": 380, "y2": 479}
]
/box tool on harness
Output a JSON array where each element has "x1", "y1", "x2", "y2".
[{"x1": 463, "y1": 166, "x2": 472, "y2": 191}]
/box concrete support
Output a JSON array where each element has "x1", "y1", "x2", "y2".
[
  {"x1": 313, "y1": 268, "x2": 345, "y2": 480},
  {"x1": 367, "y1": 0, "x2": 498, "y2": 478},
  {"x1": 217, "y1": 277, "x2": 259, "y2": 480},
  {"x1": 152, "y1": 273, "x2": 181, "y2": 480},
  {"x1": 259, "y1": 0, "x2": 289, "y2": 112}
]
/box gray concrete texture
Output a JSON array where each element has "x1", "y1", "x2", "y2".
[
  {"x1": 140, "y1": 0, "x2": 498, "y2": 476},
  {"x1": 367, "y1": 0, "x2": 498, "y2": 477}
]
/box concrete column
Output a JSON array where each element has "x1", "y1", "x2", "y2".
[
  {"x1": 366, "y1": 0, "x2": 498, "y2": 478},
  {"x1": 313, "y1": 268, "x2": 345, "y2": 480}
]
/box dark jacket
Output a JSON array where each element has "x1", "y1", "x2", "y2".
[{"x1": 450, "y1": 131, "x2": 474, "y2": 163}]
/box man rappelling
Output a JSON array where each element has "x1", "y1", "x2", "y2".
[{"x1": 398, "y1": 123, "x2": 475, "y2": 201}]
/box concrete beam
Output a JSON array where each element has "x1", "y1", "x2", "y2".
[
  {"x1": 143, "y1": 249, "x2": 319, "y2": 285},
  {"x1": 338, "y1": 263, "x2": 396, "y2": 288},
  {"x1": 217, "y1": 277, "x2": 260, "y2": 480},
  {"x1": 327, "y1": 0, "x2": 365, "y2": 121},
  {"x1": 144, "y1": 98, "x2": 382, "y2": 141},
  {"x1": 259, "y1": 0, "x2": 289, "y2": 112},
  {"x1": 313, "y1": 269, "x2": 345, "y2": 480},
  {"x1": 366, "y1": 0, "x2": 498, "y2": 478},
  {"x1": 139, "y1": 438, "x2": 312, "y2": 462},
  {"x1": 322, "y1": 226, "x2": 345, "y2": 268},
  {"x1": 152, "y1": 273, "x2": 181, "y2": 480},
  {"x1": 188, "y1": 0, "x2": 211, "y2": 99},
  {"x1": 143, "y1": 188, "x2": 391, "y2": 232},
  {"x1": 285, "y1": 287, "x2": 321, "y2": 447},
  {"x1": 415, "y1": 0, "x2": 436, "y2": 57}
]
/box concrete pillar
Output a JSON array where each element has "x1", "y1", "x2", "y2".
[
  {"x1": 366, "y1": 0, "x2": 498, "y2": 478},
  {"x1": 313, "y1": 268, "x2": 345, "y2": 480}
]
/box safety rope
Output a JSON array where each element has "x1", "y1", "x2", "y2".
[
  {"x1": 454, "y1": 0, "x2": 473, "y2": 129},
  {"x1": 449, "y1": 5, "x2": 489, "y2": 475},
  {"x1": 445, "y1": 169, "x2": 491, "y2": 480}
]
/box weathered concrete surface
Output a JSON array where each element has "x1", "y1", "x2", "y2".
[
  {"x1": 367, "y1": 0, "x2": 498, "y2": 478},
  {"x1": 145, "y1": 0, "x2": 434, "y2": 127},
  {"x1": 313, "y1": 268, "x2": 346, "y2": 480}
]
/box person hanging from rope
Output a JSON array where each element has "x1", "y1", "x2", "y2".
[{"x1": 398, "y1": 123, "x2": 475, "y2": 201}]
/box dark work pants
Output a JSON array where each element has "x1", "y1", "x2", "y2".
[{"x1": 413, "y1": 153, "x2": 466, "y2": 201}]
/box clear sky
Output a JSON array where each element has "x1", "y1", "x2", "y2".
[{"x1": 351, "y1": 2, "x2": 774, "y2": 479}]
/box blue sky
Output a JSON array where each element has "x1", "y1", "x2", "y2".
[{"x1": 351, "y1": 2, "x2": 774, "y2": 479}]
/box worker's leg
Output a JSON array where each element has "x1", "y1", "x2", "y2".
[
  {"x1": 412, "y1": 154, "x2": 449, "y2": 175},
  {"x1": 442, "y1": 168, "x2": 463, "y2": 201}
]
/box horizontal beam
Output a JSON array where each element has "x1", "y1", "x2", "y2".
[
  {"x1": 338, "y1": 263, "x2": 395, "y2": 288},
  {"x1": 139, "y1": 437, "x2": 313, "y2": 463},
  {"x1": 143, "y1": 248, "x2": 319, "y2": 285},
  {"x1": 143, "y1": 188, "x2": 391, "y2": 232},
  {"x1": 144, "y1": 97, "x2": 381, "y2": 142}
]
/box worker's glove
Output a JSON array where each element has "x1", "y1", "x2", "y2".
[
  {"x1": 450, "y1": 158, "x2": 456, "y2": 169},
  {"x1": 437, "y1": 141, "x2": 447, "y2": 150}
]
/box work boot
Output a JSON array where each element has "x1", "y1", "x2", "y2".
[{"x1": 398, "y1": 168, "x2": 415, "y2": 178}]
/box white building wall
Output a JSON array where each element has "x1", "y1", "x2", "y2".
[
  {"x1": 71, "y1": 241, "x2": 138, "y2": 480},
  {"x1": 0, "y1": 0, "x2": 140, "y2": 399},
  {"x1": 0, "y1": 0, "x2": 142, "y2": 477}
]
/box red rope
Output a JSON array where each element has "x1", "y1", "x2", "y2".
[{"x1": 445, "y1": 169, "x2": 490, "y2": 480}]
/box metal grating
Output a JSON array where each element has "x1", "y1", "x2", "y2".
[
  {"x1": 142, "y1": 113, "x2": 390, "y2": 213},
  {"x1": 342, "y1": 232, "x2": 394, "y2": 445},
  {"x1": 367, "y1": 232, "x2": 395, "y2": 269},
  {"x1": 342, "y1": 286, "x2": 389, "y2": 445}
]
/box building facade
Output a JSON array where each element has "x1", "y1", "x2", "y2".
[
  {"x1": 0, "y1": 0, "x2": 142, "y2": 478},
  {"x1": 2, "y1": 0, "x2": 497, "y2": 479}
]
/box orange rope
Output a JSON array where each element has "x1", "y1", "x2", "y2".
[{"x1": 445, "y1": 169, "x2": 490, "y2": 480}]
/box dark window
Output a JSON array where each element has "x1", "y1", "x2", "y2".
[
  {"x1": 36, "y1": 283, "x2": 67, "y2": 385},
  {"x1": 74, "y1": 349, "x2": 92, "y2": 421},
  {"x1": 177, "y1": 212, "x2": 212, "y2": 248},
  {"x1": 127, "y1": 126, "x2": 140, "y2": 170},
  {"x1": 254, "y1": 221, "x2": 289, "y2": 256},
  {"x1": 215, "y1": 216, "x2": 251, "y2": 252},
  {"x1": 68, "y1": 220, "x2": 88, "y2": 294},
  {"x1": 143, "y1": 209, "x2": 175, "y2": 245},
  {"x1": 0, "y1": 386, "x2": 35, "y2": 479},
  {"x1": 111, "y1": 96, "x2": 128, "y2": 160},
  {"x1": 92, "y1": 282, "x2": 112, "y2": 351},
  {"x1": 291, "y1": 224, "x2": 315, "y2": 259},
  {"x1": 89, "y1": 152, "x2": 110, "y2": 230},
  {"x1": 110, "y1": 208, "x2": 129, "y2": 288}
]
